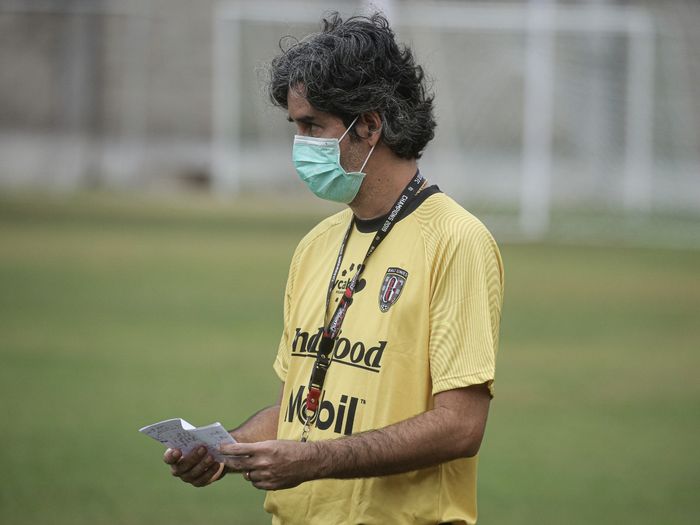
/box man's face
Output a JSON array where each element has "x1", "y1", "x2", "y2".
[{"x1": 287, "y1": 87, "x2": 367, "y2": 173}]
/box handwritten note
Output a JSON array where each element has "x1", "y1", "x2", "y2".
[{"x1": 139, "y1": 418, "x2": 236, "y2": 462}]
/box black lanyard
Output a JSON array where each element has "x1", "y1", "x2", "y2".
[{"x1": 300, "y1": 171, "x2": 425, "y2": 441}]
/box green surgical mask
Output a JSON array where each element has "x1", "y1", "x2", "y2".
[{"x1": 292, "y1": 117, "x2": 376, "y2": 203}]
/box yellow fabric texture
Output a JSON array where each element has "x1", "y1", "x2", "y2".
[{"x1": 265, "y1": 192, "x2": 504, "y2": 525}]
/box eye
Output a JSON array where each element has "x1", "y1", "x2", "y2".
[
  {"x1": 292, "y1": 122, "x2": 306, "y2": 135},
  {"x1": 299, "y1": 123, "x2": 320, "y2": 137},
  {"x1": 289, "y1": 119, "x2": 321, "y2": 137}
]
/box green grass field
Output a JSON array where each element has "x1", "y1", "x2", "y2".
[{"x1": 1, "y1": 193, "x2": 698, "y2": 525}]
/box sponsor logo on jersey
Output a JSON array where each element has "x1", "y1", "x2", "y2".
[
  {"x1": 284, "y1": 385, "x2": 361, "y2": 436},
  {"x1": 379, "y1": 267, "x2": 408, "y2": 312},
  {"x1": 332, "y1": 263, "x2": 366, "y2": 303},
  {"x1": 291, "y1": 327, "x2": 386, "y2": 373}
]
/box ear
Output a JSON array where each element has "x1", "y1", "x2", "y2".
[{"x1": 356, "y1": 112, "x2": 382, "y2": 146}]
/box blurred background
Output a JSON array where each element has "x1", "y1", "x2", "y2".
[{"x1": 1, "y1": 0, "x2": 698, "y2": 524}]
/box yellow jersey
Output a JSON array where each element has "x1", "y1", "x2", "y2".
[{"x1": 265, "y1": 188, "x2": 504, "y2": 525}]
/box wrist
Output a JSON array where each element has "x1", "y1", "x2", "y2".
[
  {"x1": 306, "y1": 440, "x2": 330, "y2": 480},
  {"x1": 229, "y1": 428, "x2": 255, "y2": 445}
]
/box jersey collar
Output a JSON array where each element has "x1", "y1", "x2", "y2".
[{"x1": 354, "y1": 185, "x2": 441, "y2": 233}]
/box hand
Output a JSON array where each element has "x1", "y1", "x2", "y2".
[
  {"x1": 219, "y1": 440, "x2": 316, "y2": 490},
  {"x1": 163, "y1": 446, "x2": 226, "y2": 488}
]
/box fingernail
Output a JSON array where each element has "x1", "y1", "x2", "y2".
[{"x1": 198, "y1": 447, "x2": 206, "y2": 457}]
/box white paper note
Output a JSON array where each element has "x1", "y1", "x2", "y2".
[{"x1": 139, "y1": 418, "x2": 236, "y2": 462}]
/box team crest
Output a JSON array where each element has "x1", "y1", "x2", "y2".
[{"x1": 379, "y1": 267, "x2": 408, "y2": 312}]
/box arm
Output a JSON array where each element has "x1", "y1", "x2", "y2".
[
  {"x1": 163, "y1": 383, "x2": 284, "y2": 487},
  {"x1": 220, "y1": 382, "x2": 491, "y2": 490},
  {"x1": 228, "y1": 395, "x2": 282, "y2": 444}
]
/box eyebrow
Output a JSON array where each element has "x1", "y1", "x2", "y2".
[{"x1": 287, "y1": 114, "x2": 316, "y2": 124}]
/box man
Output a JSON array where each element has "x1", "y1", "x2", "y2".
[{"x1": 164, "y1": 12, "x2": 503, "y2": 525}]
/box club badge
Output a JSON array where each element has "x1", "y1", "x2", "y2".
[{"x1": 379, "y1": 267, "x2": 408, "y2": 312}]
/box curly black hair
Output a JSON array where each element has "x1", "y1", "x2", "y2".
[{"x1": 268, "y1": 12, "x2": 436, "y2": 160}]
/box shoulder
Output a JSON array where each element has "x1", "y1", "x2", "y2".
[
  {"x1": 292, "y1": 208, "x2": 353, "y2": 260},
  {"x1": 412, "y1": 192, "x2": 498, "y2": 253},
  {"x1": 284, "y1": 209, "x2": 351, "y2": 291},
  {"x1": 414, "y1": 192, "x2": 504, "y2": 298}
]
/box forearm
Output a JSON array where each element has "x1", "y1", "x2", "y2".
[
  {"x1": 229, "y1": 404, "x2": 280, "y2": 443},
  {"x1": 219, "y1": 384, "x2": 490, "y2": 490},
  {"x1": 311, "y1": 410, "x2": 472, "y2": 479},
  {"x1": 229, "y1": 383, "x2": 284, "y2": 443},
  {"x1": 311, "y1": 386, "x2": 490, "y2": 480}
]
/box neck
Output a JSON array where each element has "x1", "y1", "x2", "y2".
[{"x1": 349, "y1": 155, "x2": 419, "y2": 220}]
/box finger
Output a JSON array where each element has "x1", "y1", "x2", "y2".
[
  {"x1": 245, "y1": 468, "x2": 265, "y2": 485},
  {"x1": 180, "y1": 454, "x2": 217, "y2": 483},
  {"x1": 253, "y1": 478, "x2": 299, "y2": 492},
  {"x1": 190, "y1": 462, "x2": 224, "y2": 487},
  {"x1": 218, "y1": 443, "x2": 238, "y2": 455},
  {"x1": 220, "y1": 454, "x2": 255, "y2": 473},
  {"x1": 163, "y1": 448, "x2": 181, "y2": 465},
  {"x1": 252, "y1": 477, "x2": 277, "y2": 491},
  {"x1": 246, "y1": 469, "x2": 260, "y2": 483},
  {"x1": 171, "y1": 447, "x2": 208, "y2": 477},
  {"x1": 219, "y1": 442, "x2": 259, "y2": 456}
]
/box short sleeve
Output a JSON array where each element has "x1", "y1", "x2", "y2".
[
  {"x1": 273, "y1": 252, "x2": 299, "y2": 382},
  {"x1": 428, "y1": 221, "x2": 504, "y2": 396}
]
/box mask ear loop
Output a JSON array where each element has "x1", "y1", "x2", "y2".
[
  {"x1": 358, "y1": 143, "x2": 376, "y2": 173},
  {"x1": 338, "y1": 115, "x2": 376, "y2": 173},
  {"x1": 339, "y1": 116, "x2": 360, "y2": 142},
  {"x1": 340, "y1": 115, "x2": 379, "y2": 174}
]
